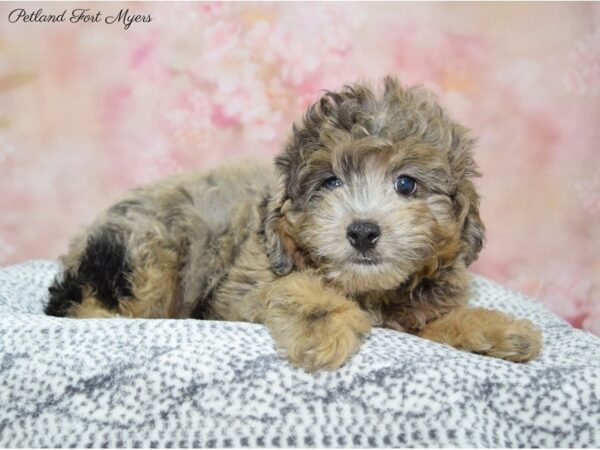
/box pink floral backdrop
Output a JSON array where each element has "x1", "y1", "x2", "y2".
[{"x1": 1, "y1": 2, "x2": 598, "y2": 335}]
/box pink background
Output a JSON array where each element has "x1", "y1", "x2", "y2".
[{"x1": 1, "y1": 2, "x2": 598, "y2": 335}]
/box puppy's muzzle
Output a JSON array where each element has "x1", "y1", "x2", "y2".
[{"x1": 346, "y1": 221, "x2": 381, "y2": 253}]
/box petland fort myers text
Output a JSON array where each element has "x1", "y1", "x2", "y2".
[{"x1": 8, "y1": 8, "x2": 152, "y2": 30}]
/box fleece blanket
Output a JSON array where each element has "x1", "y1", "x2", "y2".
[{"x1": 0, "y1": 260, "x2": 599, "y2": 448}]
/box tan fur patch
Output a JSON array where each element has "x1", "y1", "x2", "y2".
[
  {"x1": 69, "y1": 290, "x2": 120, "y2": 319},
  {"x1": 119, "y1": 239, "x2": 180, "y2": 318}
]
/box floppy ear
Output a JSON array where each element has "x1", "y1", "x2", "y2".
[
  {"x1": 264, "y1": 180, "x2": 294, "y2": 275},
  {"x1": 453, "y1": 181, "x2": 485, "y2": 266},
  {"x1": 449, "y1": 127, "x2": 486, "y2": 267}
]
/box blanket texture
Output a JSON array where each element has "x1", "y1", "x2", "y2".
[{"x1": 1, "y1": 260, "x2": 599, "y2": 448}]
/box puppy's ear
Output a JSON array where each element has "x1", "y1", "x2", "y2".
[
  {"x1": 264, "y1": 165, "x2": 308, "y2": 276},
  {"x1": 449, "y1": 126, "x2": 486, "y2": 267},
  {"x1": 454, "y1": 181, "x2": 485, "y2": 266},
  {"x1": 264, "y1": 184, "x2": 294, "y2": 275}
]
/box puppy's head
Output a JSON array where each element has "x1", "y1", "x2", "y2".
[{"x1": 266, "y1": 77, "x2": 484, "y2": 295}]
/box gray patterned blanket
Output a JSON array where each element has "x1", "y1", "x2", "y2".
[{"x1": 1, "y1": 260, "x2": 599, "y2": 448}]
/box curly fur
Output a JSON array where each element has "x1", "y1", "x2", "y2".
[{"x1": 46, "y1": 77, "x2": 542, "y2": 371}]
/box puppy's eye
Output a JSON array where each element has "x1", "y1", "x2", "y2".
[
  {"x1": 394, "y1": 175, "x2": 417, "y2": 196},
  {"x1": 321, "y1": 176, "x2": 343, "y2": 190}
]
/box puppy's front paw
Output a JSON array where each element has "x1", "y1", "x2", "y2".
[
  {"x1": 474, "y1": 318, "x2": 542, "y2": 362},
  {"x1": 268, "y1": 304, "x2": 371, "y2": 371},
  {"x1": 420, "y1": 308, "x2": 543, "y2": 363}
]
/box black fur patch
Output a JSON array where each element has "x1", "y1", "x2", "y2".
[
  {"x1": 45, "y1": 229, "x2": 132, "y2": 316},
  {"x1": 45, "y1": 268, "x2": 84, "y2": 317}
]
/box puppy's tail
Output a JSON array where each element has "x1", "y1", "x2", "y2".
[{"x1": 45, "y1": 229, "x2": 132, "y2": 317}]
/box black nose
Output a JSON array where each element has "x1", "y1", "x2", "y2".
[{"x1": 346, "y1": 221, "x2": 381, "y2": 253}]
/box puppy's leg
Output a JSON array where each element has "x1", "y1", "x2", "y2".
[
  {"x1": 263, "y1": 272, "x2": 371, "y2": 371},
  {"x1": 118, "y1": 235, "x2": 180, "y2": 318},
  {"x1": 46, "y1": 229, "x2": 132, "y2": 318},
  {"x1": 419, "y1": 307, "x2": 542, "y2": 362}
]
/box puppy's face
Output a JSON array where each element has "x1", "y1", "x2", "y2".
[
  {"x1": 289, "y1": 136, "x2": 461, "y2": 294},
  {"x1": 267, "y1": 78, "x2": 484, "y2": 295}
]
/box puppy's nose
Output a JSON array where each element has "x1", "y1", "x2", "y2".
[{"x1": 346, "y1": 221, "x2": 381, "y2": 253}]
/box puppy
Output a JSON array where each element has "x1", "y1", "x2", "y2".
[{"x1": 46, "y1": 77, "x2": 542, "y2": 370}]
